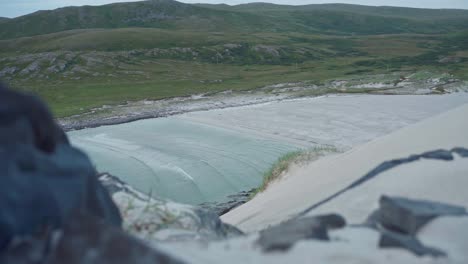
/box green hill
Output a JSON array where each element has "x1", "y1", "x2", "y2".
[
  {"x1": 1, "y1": 1, "x2": 467, "y2": 117},
  {"x1": 227, "y1": 3, "x2": 468, "y2": 20},
  {"x1": 222, "y1": 3, "x2": 468, "y2": 34},
  {"x1": 0, "y1": 0, "x2": 277, "y2": 40},
  {"x1": 1, "y1": 0, "x2": 468, "y2": 40}
]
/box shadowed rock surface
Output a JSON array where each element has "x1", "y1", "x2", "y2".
[
  {"x1": 48, "y1": 214, "x2": 186, "y2": 264},
  {"x1": 257, "y1": 214, "x2": 346, "y2": 251},
  {"x1": 0, "y1": 85, "x2": 121, "y2": 251},
  {"x1": 0, "y1": 82, "x2": 68, "y2": 153},
  {"x1": 377, "y1": 196, "x2": 466, "y2": 235},
  {"x1": 367, "y1": 196, "x2": 467, "y2": 257},
  {"x1": 452, "y1": 147, "x2": 468, "y2": 157},
  {"x1": 379, "y1": 230, "x2": 446, "y2": 257},
  {"x1": 0, "y1": 214, "x2": 186, "y2": 264},
  {"x1": 199, "y1": 188, "x2": 256, "y2": 216}
]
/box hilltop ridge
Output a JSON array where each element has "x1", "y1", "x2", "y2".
[{"x1": 1, "y1": 0, "x2": 468, "y2": 39}]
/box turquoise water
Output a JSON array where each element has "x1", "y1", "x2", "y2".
[{"x1": 69, "y1": 117, "x2": 297, "y2": 205}]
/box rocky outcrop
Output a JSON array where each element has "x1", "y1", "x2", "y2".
[
  {"x1": 257, "y1": 214, "x2": 346, "y2": 251},
  {"x1": 369, "y1": 196, "x2": 467, "y2": 257},
  {"x1": 379, "y1": 230, "x2": 446, "y2": 257},
  {"x1": 252, "y1": 195, "x2": 467, "y2": 259},
  {"x1": 375, "y1": 195, "x2": 466, "y2": 235},
  {"x1": 0, "y1": 83, "x2": 69, "y2": 153},
  {"x1": 99, "y1": 173, "x2": 243, "y2": 242},
  {"x1": 0, "y1": 85, "x2": 121, "y2": 251},
  {"x1": 0, "y1": 214, "x2": 186, "y2": 264},
  {"x1": 199, "y1": 188, "x2": 256, "y2": 216}
]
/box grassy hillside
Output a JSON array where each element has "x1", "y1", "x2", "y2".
[
  {"x1": 202, "y1": 3, "x2": 468, "y2": 34},
  {"x1": 1, "y1": 0, "x2": 468, "y2": 40},
  {"x1": 1, "y1": 1, "x2": 467, "y2": 117},
  {"x1": 0, "y1": 28, "x2": 358, "y2": 63},
  {"x1": 227, "y1": 3, "x2": 468, "y2": 20},
  {"x1": 3, "y1": 30, "x2": 467, "y2": 117},
  {"x1": 0, "y1": 0, "x2": 277, "y2": 40}
]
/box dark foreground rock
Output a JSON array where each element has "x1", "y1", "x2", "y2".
[
  {"x1": 452, "y1": 147, "x2": 468, "y2": 157},
  {"x1": 0, "y1": 82, "x2": 68, "y2": 153},
  {"x1": 368, "y1": 196, "x2": 467, "y2": 257},
  {"x1": 0, "y1": 214, "x2": 186, "y2": 264},
  {"x1": 379, "y1": 230, "x2": 446, "y2": 257},
  {"x1": 0, "y1": 85, "x2": 121, "y2": 251},
  {"x1": 257, "y1": 214, "x2": 346, "y2": 251},
  {"x1": 377, "y1": 195, "x2": 466, "y2": 235}
]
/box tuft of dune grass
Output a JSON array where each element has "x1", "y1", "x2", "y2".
[{"x1": 250, "y1": 146, "x2": 338, "y2": 199}]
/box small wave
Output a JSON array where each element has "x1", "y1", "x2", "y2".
[{"x1": 171, "y1": 166, "x2": 195, "y2": 181}]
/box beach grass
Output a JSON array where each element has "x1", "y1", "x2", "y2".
[{"x1": 250, "y1": 146, "x2": 338, "y2": 199}]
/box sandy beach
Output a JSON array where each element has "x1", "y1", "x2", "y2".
[{"x1": 222, "y1": 103, "x2": 468, "y2": 232}]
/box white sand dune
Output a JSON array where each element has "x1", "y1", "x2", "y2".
[{"x1": 222, "y1": 104, "x2": 468, "y2": 232}]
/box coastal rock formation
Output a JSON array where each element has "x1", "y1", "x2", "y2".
[
  {"x1": 99, "y1": 173, "x2": 243, "y2": 242},
  {"x1": 370, "y1": 196, "x2": 466, "y2": 257},
  {"x1": 379, "y1": 230, "x2": 446, "y2": 257},
  {"x1": 375, "y1": 195, "x2": 466, "y2": 235},
  {"x1": 0, "y1": 82, "x2": 68, "y2": 153},
  {"x1": 257, "y1": 214, "x2": 346, "y2": 251},
  {"x1": 0, "y1": 214, "x2": 186, "y2": 264},
  {"x1": 199, "y1": 188, "x2": 256, "y2": 216},
  {"x1": 0, "y1": 85, "x2": 121, "y2": 251}
]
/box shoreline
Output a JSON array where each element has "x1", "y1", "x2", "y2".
[
  {"x1": 59, "y1": 92, "x2": 295, "y2": 132},
  {"x1": 59, "y1": 73, "x2": 468, "y2": 132}
]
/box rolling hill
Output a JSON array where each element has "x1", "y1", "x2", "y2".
[
  {"x1": 1, "y1": 0, "x2": 467, "y2": 117},
  {"x1": 223, "y1": 3, "x2": 468, "y2": 20},
  {"x1": 0, "y1": 0, "x2": 280, "y2": 40},
  {"x1": 1, "y1": 0, "x2": 468, "y2": 40}
]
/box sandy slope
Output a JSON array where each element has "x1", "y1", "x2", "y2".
[{"x1": 222, "y1": 103, "x2": 468, "y2": 232}]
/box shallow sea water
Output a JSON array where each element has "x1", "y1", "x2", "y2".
[{"x1": 70, "y1": 118, "x2": 297, "y2": 204}]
